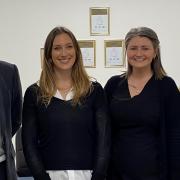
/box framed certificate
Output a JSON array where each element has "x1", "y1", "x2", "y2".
[
  {"x1": 78, "y1": 40, "x2": 96, "y2": 68},
  {"x1": 40, "y1": 48, "x2": 44, "y2": 69},
  {"x1": 104, "y1": 40, "x2": 125, "y2": 68},
  {"x1": 90, "y1": 7, "x2": 110, "y2": 36}
]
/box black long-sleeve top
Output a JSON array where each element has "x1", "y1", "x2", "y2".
[
  {"x1": 22, "y1": 81, "x2": 110, "y2": 180},
  {"x1": 105, "y1": 74, "x2": 180, "y2": 180}
]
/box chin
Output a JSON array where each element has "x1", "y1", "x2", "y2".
[{"x1": 59, "y1": 66, "x2": 73, "y2": 71}]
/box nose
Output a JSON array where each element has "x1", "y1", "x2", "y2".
[
  {"x1": 136, "y1": 48, "x2": 143, "y2": 56},
  {"x1": 61, "y1": 47, "x2": 67, "y2": 56}
]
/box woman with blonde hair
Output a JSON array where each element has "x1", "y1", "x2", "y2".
[{"x1": 22, "y1": 26, "x2": 110, "y2": 180}]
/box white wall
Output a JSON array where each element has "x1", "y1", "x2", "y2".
[{"x1": 0, "y1": 0, "x2": 180, "y2": 93}]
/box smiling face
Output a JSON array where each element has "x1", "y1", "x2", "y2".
[
  {"x1": 126, "y1": 36, "x2": 156, "y2": 71},
  {"x1": 51, "y1": 33, "x2": 76, "y2": 73}
]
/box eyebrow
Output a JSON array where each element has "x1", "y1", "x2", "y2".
[
  {"x1": 128, "y1": 45, "x2": 152, "y2": 48},
  {"x1": 53, "y1": 43, "x2": 73, "y2": 46}
]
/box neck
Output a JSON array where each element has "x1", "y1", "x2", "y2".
[
  {"x1": 130, "y1": 67, "x2": 153, "y2": 80},
  {"x1": 53, "y1": 69, "x2": 72, "y2": 89},
  {"x1": 54, "y1": 68, "x2": 72, "y2": 80}
]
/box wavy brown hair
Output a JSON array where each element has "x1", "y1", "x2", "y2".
[
  {"x1": 125, "y1": 27, "x2": 166, "y2": 79},
  {"x1": 39, "y1": 26, "x2": 92, "y2": 105}
]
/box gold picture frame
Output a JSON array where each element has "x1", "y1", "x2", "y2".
[
  {"x1": 90, "y1": 7, "x2": 110, "y2": 36},
  {"x1": 40, "y1": 48, "x2": 44, "y2": 69},
  {"x1": 104, "y1": 40, "x2": 125, "y2": 68},
  {"x1": 78, "y1": 40, "x2": 96, "y2": 68}
]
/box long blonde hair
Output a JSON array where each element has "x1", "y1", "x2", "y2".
[{"x1": 39, "y1": 26, "x2": 92, "y2": 105}]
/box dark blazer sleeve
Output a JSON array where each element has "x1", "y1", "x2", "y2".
[
  {"x1": 164, "y1": 78, "x2": 180, "y2": 180},
  {"x1": 22, "y1": 85, "x2": 51, "y2": 180},
  {"x1": 91, "y1": 82, "x2": 111, "y2": 180},
  {"x1": 11, "y1": 64, "x2": 22, "y2": 136}
]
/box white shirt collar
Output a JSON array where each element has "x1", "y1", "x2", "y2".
[{"x1": 54, "y1": 88, "x2": 74, "y2": 101}]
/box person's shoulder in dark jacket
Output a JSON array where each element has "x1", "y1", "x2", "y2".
[{"x1": 0, "y1": 60, "x2": 18, "y2": 76}]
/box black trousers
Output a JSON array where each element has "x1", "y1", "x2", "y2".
[{"x1": 0, "y1": 161, "x2": 6, "y2": 180}]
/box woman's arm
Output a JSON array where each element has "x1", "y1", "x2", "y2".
[
  {"x1": 22, "y1": 85, "x2": 51, "y2": 180},
  {"x1": 91, "y1": 82, "x2": 111, "y2": 180},
  {"x1": 11, "y1": 64, "x2": 22, "y2": 136},
  {"x1": 162, "y1": 77, "x2": 180, "y2": 180}
]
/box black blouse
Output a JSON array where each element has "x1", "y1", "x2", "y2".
[{"x1": 105, "y1": 75, "x2": 161, "y2": 179}]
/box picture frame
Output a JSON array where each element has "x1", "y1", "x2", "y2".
[
  {"x1": 104, "y1": 40, "x2": 125, "y2": 68},
  {"x1": 40, "y1": 48, "x2": 44, "y2": 69},
  {"x1": 90, "y1": 7, "x2": 110, "y2": 36},
  {"x1": 78, "y1": 40, "x2": 96, "y2": 68}
]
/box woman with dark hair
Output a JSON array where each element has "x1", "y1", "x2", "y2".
[
  {"x1": 22, "y1": 26, "x2": 110, "y2": 180},
  {"x1": 105, "y1": 27, "x2": 180, "y2": 180}
]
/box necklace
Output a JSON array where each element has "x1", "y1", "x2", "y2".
[
  {"x1": 128, "y1": 83, "x2": 142, "y2": 94},
  {"x1": 58, "y1": 87, "x2": 72, "y2": 95},
  {"x1": 128, "y1": 73, "x2": 153, "y2": 96},
  {"x1": 57, "y1": 82, "x2": 72, "y2": 96}
]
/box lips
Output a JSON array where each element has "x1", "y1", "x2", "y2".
[
  {"x1": 58, "y1": 59, "x2": 70, "y2": 64},
  {"x1": 133, "y1": 58, "x2": 145, "y2": 61}
]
